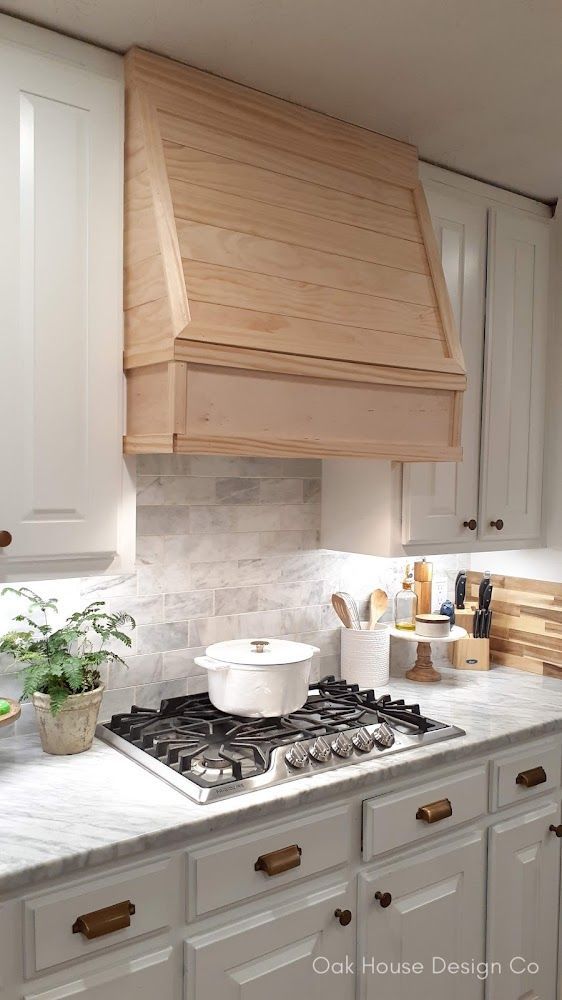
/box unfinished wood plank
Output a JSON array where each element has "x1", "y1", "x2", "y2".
[
  {"x1": 129, "y1": 48, "x2": 418, "y2": 189},
  {"x1": 177, "y1": 221, "x2": 436, "y2": 307},
  {"x1": 169, "y1": 177, "x2": 430, "y2": 275},
  {"x1": 183, "y1": 299, "x2": 446, "y2": 369},
  {"x1": 183, "y1": 365, "x2": 458, "y2": 460},
  {"x1": 159, "y1": 111, "x2": 415, "y2": 211},
  {"x1": 173, "y1": 339, "x2": 466, "y2": 389},
  {"x1": 183, "y1": 260, "x2": 443, "y2": 338},
  {"x1": 164, "y1": 142, "x2": 423, "y2": 242},
  {"x1": 413, "y1": 183, "x2": 464, "y2": 367},
  {"x1": 129, "y1": 81, "x2": 190, "y2": 336}
]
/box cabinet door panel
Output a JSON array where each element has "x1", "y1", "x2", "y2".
[
  {"x1": 0, "y1": 38, "x2": 124, "y2": 572},
  {"x1": 359, "y1": 831, "x2": 486, "y2": 1000},
  {"x1": 486, "y1": 800, "x2": 560, "y2": 1000},
  {"x1": 402, "y1": 184, "x2": 487, "y2": 546},
  {"x1": 24, "y1": 947, "x2": 176, "y2": 1000},
  {"x1": 185, "y1": 881, "x2": 355, "y2": 1000},
  {"x1": 479, "y1": 208, "x2": 549, "y2": 543}
]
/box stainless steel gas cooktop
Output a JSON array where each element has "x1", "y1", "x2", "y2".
[{"x1": 97, "y1": 676, "x2": 465, "y2": 804}]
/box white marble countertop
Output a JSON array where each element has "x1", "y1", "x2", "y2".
[{"x1": 3, "y1": 665, "x2": 562, "y2": 896}]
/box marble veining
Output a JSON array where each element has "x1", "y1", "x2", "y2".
[{"x1": 2, "y1": 665, "x2": 562, "y2": 895}]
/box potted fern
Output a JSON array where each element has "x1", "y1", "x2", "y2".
[{"x1": 0, "y1": 587, "x2": 135, "y2": 755}]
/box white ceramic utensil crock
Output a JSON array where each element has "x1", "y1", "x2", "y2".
[{"x1": 194, "y1": 638, "x2": 320, "y2": 718}]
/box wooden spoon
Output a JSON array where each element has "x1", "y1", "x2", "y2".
[
  {"x1": 332, "y1": 592, "x2": 362, "y2": 630},
  {"x1": 369, "y1": 589, "x2": 388, "y2": 629}
]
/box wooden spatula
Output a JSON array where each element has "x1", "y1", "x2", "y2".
[
  {"x1": 332, "y1": 592, "x2": 362, "y2": 630},
  {"x1": 369, "y1": 589, "x2": 388, "y2": 629}
]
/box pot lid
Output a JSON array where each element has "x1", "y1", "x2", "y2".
[{"x1": 205, "y1": 638, "x2": 318, "y2": 666}]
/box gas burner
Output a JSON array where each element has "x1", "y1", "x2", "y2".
[{"x1": 98, "y1": 677, "x2": 465, "y2": 804}]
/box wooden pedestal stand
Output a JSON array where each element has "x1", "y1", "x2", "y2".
[
  {"x1": 0, "y1": 697, "x2": 21, "y2": 727},
  {"x1": 389, "y1": 626, "x2": 467, "y2": 683}
]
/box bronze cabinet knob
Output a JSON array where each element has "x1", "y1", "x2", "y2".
[
  {"x1": 490, "y1": 519, "x2": 504, "y2": 530},
  {"x1": 463, "y1": 519, "x2": 477, "y2": 531},
  {"x1": 334, "y1": 908, "x2": 352, "y2": 926},
  {"x1": 549, "y1": 824, "x2": 562, "y2": 838},
  {"x1": 374, "y1": 891, "x2": 392, "y2": 909},
  {"x1": 0, "y1": 531, "x2": 12, "y2": 548}
]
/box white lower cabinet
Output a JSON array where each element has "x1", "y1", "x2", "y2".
[
  {"x1": 184, "y1": 880, "x2": 355, "y2": 1000},
  {"x1": 486, "y1": 799, "x2": 561, "y2": 1000},
  {"x1": 23, "y1": 947, "x2": 176, "y2": 1000},
  {"x1": 358, "y1": 830, "x2": 486, "y2": 1000}
]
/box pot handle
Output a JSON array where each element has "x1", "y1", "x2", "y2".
[{"x1": 194, "y1": 656, "x2": 228, "y2": 672}]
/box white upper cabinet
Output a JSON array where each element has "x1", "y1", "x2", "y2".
[
  {"x1": 401, "y1": 170, "x2": 550, "y2": 552},
  {"x1": 323, "y1": 167, "x2": 552, "y2": 558},
  {"x1": 401, "y1": 183, "x2": 488, "y2": 548},
  {"x1": 479, "y1": 207, "x2": 550, "y2": 544},
  {"x1": 0, "y1": 16, "x2": 132, "y2": 580}
]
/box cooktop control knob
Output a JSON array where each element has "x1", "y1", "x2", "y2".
[
  {"x1": 373, "y1": 722, "x2": 395, "y2": 748},
  {"x1": 285, "y1": 743, "x2": 309, "y2": 769},
  {"x1": 352, "y1": 727, "x2": 375, "y2": 753},
  {"x1": 308, "y1": 736, "x2": 332, "y2": 763},
  {"x1": 331, "y1": 732, "x2": 354, "y2": 758}
]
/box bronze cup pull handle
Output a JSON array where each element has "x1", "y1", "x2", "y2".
[
  {"x1": 416, "y1": 798, "x2": 453, "y2": 823},
  {"x1": 72, "y1": 900, "x2": 135, "y2": 940},
  {"x1": 516, "y1": 766, "x2": 547, "y2": 788},
  {"x1": 254, "y1": 844, "x2": 302, "y2": 876}
]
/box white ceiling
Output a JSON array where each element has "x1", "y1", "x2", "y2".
[{"x1": 2, "y1": 0, "x2": 561, "y2": 203}]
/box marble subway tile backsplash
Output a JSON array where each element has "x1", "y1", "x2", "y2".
[{"x1": 0, "y1": 455, "x2": 464, "y2": 734}]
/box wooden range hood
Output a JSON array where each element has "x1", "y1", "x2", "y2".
[{"x1": 124, "y1": 48, "x2": 466, "y2": 460}]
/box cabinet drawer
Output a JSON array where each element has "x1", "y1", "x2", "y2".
[
  {"x1": 24, "y1": 858, "x2": 180, "y2": 977},
  {"x1": 362, "y1": 765, "x2": 487, "y2": 861},
  {"x1": 188, "y1": 804, "x2": 353, "y2": 918},
  {"x1": 490, "y1": 739, "x2": 562, "y2": 810}
]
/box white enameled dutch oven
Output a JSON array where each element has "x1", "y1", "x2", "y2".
[{"x1": 194, "y1": 638, "x2": 320, "y2": 718}]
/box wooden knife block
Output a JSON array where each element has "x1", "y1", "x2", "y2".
[
  {"x1": 449, "y1": 604, "x2": 490, "y2": 670},
  {"x1": 450, "y1": 636, "x2": 490, "y2": 671}
]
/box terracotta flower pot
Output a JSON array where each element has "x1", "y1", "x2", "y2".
[{"x1": 32, "y1": 685, "x2": 105, "y2": 755}]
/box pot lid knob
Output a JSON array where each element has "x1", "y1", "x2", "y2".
[{"x1": 250, "y1": 639, "x2": 270, "y2": 653}]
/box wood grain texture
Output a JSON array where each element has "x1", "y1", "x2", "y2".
[
  {"x1": 164, "y1": 142, "x2": 423, "y2": 241},
  {"x1": 467, "y1": 571, "x2": 562, "y2": 676},
  {"x1": 172, "y1": 340, "x2": 466, "y2": 388},
  {"x1": 128, "y1": 48, "x2": 418, "y2": 189},
  {"x1": 158, "y1": 111, "x2": 415, "y2": 210},
  {"x1": 123, "y1": 46, "x2": 465, "y2": 457},
  {"x1": 124, "y1": 361, "x2": 461, "y2": 460},
  {"x1": 413, "y1": 183, "x2": 465, "y2": 366},
  {"x1": 169, "y1": 177, "x2": 430, "y2": 275},
  {"x1": 176, "y1": 220, "x2": 437, "y2": 307}
]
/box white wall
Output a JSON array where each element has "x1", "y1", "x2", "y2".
[{"x1": 471, "y1": 203, "x2": 562, "y2": 583}]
